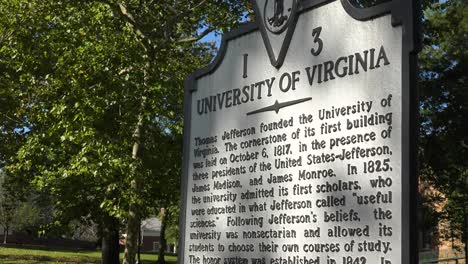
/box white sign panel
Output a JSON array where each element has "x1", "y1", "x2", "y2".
[{"x1": 180, "y1": 1, "x2": 418, "y2": 264}]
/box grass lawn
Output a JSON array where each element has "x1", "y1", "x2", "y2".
[{"x1": 0, "y1": 246, "x2": 177, "y2": 264}]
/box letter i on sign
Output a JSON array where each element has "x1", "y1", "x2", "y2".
[{"x1": 347, "y1": 164, "x2": 357, "y2": 175}]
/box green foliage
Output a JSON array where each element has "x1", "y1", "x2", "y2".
[
  {"x1": 0, "y1": 172, "x2": 18, "y2": 237},
  {"x1": 13, "y1": 202, "x2": 41, "y2": 234},
  {"x1": 0, "y1": 172, "x2": 52, "y2": 238},
  {"x1": 0, "y1": 1, "x2": 250, "y2": 262},
  {"x1": 163, "y1": 205, "x2": 181, "y2": 246}
]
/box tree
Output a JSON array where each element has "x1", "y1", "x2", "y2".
[
  {"x1": 0, "y1": 172, "x2": 18, "y2": 244},
  {"x1": 164, "y1": 204, "x2": 181, "y2": 255},
  {"x1": 1, "y1": 1, "x2": 251, "y2": 263},
  {"x1": 13, "y1": 201, "x2": 41, "y2": 235},
  {"x1": 2, "y1": 1, "x2": 141, "y2": 260},
  {"x1": 0, "y1": 3, "x2": 28, "y2": 234},
  {"x1": 0, "y1": 0, "x2": 144, "y2": 260},
  {"x1": 76, "y1": 2, "x2": 251, "y2": 263}
]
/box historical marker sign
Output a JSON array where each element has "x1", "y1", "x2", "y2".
[{"x1": 180, "y1": 1, "x2": 419, "y2": 264}]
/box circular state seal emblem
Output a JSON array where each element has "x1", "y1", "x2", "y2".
[{"x1": 264, "y1": 0, "x2": 297, "y2": 34}]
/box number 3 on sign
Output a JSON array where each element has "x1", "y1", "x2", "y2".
[{"x1": 311, "y1": 26, "x2": 323, "y2": 56}]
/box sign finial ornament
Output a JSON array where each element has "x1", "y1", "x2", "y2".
[
  {"x1": 265, "y1": 0, "x2": 294, "y2": 34},
  {"x1": 252, "y1": 0, "x2": 298, "y2": 68}
]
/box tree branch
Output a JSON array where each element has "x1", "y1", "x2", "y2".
[
  {"x1": 95, "y1": 0, "x2": 152, "y2": 52},
  {"x1": 112, "y1": 3, "x2": 146, "y2": 40},
  {"x1": 188, "y1": 0, "x2": 209, "y2": 13},
  {"x1": 164, "y1": 0, "x2": 209, "y2": 42},
  {"x1": 176, "y1": 26, "x2": 214, "y2": 43},
  {"x1": 0, "y1": 30, "x2": 15, "y2": 43},
  {"x1": 167, "y1": 0, "x2": 209, "y2": 19},
  {"x1": 1, "y1": 113, "x2": 22, "y2": 125},
  {"x1": 163, "y1": 3, "x2": 178, "y2": 14}
]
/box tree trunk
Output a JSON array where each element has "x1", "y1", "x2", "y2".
[
  {"x1": 464, "y1": 207, "x2": 467, "y2": 264},
  {"x1": 3, "y1": 226, "x2": 8, "y2": 244},
  {"x1": 123, "y1": 192, "x2": 140, "y2": 264},
  {"x1": 123, "y1": 97, "x2": 146, "y2": 264},
  {"x1": 102, "y1": 215, "x2": 120, "y2": 264},
  {"x1": 156, "y1": 208, "x2": 168, "y2": 264}
]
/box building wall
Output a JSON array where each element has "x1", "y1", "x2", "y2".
[{"x1": 141, "y1": 236, "x2": 160, "y2": 252}]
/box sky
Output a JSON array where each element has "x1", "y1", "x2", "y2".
[{"x1": 201, "y1": 31, "x2": 222, "y2": 49}]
